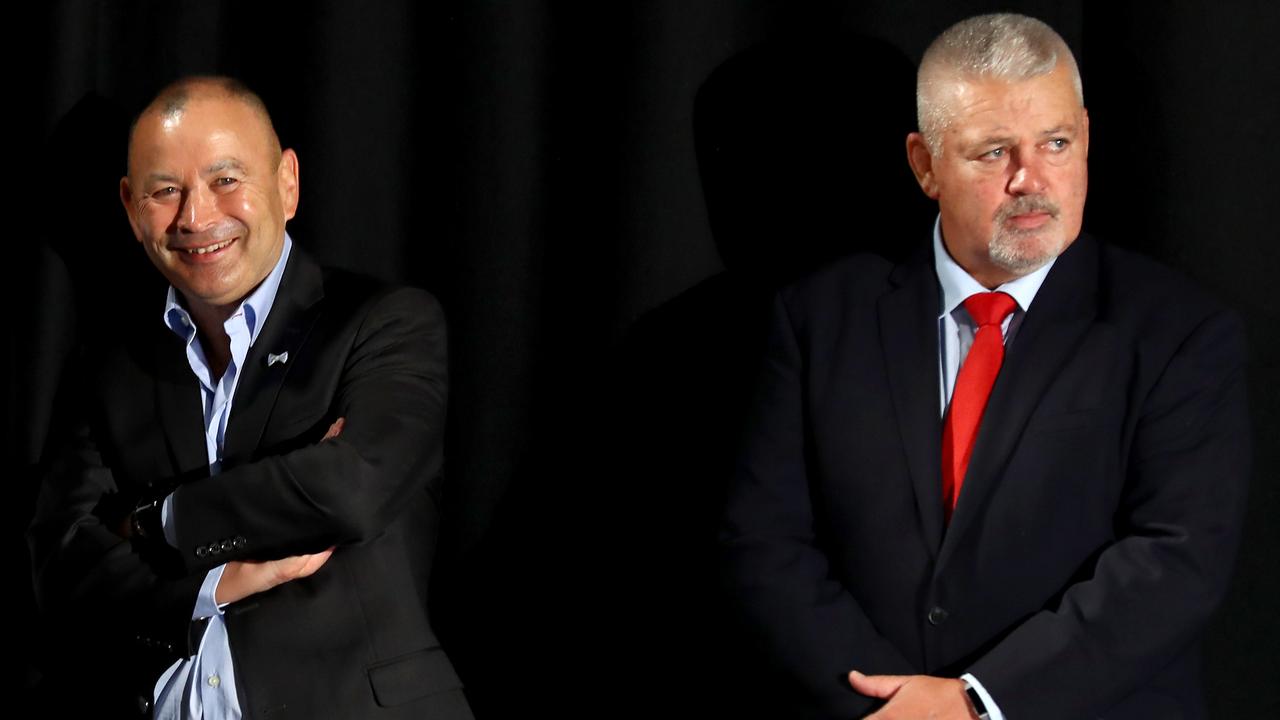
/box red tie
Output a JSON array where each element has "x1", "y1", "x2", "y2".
[{"x1": 942, "y1": 291, "x2": 1018, "y2": 523}]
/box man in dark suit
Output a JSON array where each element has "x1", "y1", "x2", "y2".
[
  {"x1": 29, "y1": 77, "x2": 471, "y2": 718},
  {"x1": 722, "y1": 13, "x2": 1250, "y2": 720}
]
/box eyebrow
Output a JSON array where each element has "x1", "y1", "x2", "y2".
[
  {"x1": 1039, "y1": 124, "x2": 1077, "y2": 137},
  {"x1": 145, "y1": 172, "x2": 181, "y2": 185},
  {"x1": 204, "y1": 158, "x2": 248, "y2": 175},
  {"x1": 973, "y1": 135, "x2": 1016, "y2": 148}
]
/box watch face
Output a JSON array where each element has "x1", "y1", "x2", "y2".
[
  {"x1": 132, "y1": 498, "x2": 162, "y2": 539},
  {"x1": 965, "y1": 685, "x2": 990, "y2": 719}
]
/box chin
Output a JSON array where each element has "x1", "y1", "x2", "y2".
[{"x1": 988, "y1": 231, "x2": 1068, "y2": 277}]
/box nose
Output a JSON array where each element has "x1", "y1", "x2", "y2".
[
  {"x1": 1007, "y1": 149, "x2": 1047, "y2": 196},
  {"x1": 176, "y1": 184, "x2": 217, "y2": 232}
]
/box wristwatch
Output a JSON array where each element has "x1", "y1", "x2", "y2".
[
  {"x1": 963, "y1": 679, "x2": 991, "y2": 720},
  {"x1": 130, "y1": 496, "x2": 164, "y2": 541}
]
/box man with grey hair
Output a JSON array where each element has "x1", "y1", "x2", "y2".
[{"x1": 723, "y1": 13, "x2": 1249, "y2": 719}]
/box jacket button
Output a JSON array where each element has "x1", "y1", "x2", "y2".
[
  {"x1": 927, "y1": 606, "x2": 949, "y2": 626},
  {"x1": 220, "y1": 539, "x2": 233, "y2": 552},
  {"x1": 136, "y1": 695, "x2": 153, "y2": 714},
  {"x1": 232, "y1": 536, "x2": 247, "y2": 549},
  {"x1": 195, "y1": 545, "x2": 208, "y2": 558}
]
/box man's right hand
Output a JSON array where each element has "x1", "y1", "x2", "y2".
[
  {"x1": 214, "y1": 416, "x2": 346, "y2": 605},
  {"x1": 215, "y1": 548, "x2": 335, "y2": 605}
]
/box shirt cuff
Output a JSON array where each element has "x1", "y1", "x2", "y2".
[
  {"x1": 161, "y1": 492, "x2": 178, "y2": 547},
  {"x1": 192, "y1": 564, "x2": 229, "y2": 619},
  {"x1": 960, "y1": 673, "x2": 1004, "y2": 720}
]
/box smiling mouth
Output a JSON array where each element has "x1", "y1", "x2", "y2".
[{"x1": 179, "y1": 238, "x2": 236, "y2": 255}]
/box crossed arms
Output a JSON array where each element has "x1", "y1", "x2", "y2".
[{"x1": 29, "y1": 285, "x2": 448, "y2": 658}]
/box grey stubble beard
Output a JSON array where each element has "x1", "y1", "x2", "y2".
[{"x1": 988, "y1": 194, "x2": 1067, "y2": 276}]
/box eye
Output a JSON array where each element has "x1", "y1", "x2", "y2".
[
  {"x1": 149, "y1": 186, "x2": 178, "y2": 200},
  {"x1": 212, "y1": 176, "x2": 239, "y2": 191},
  {"x1": 1046, "y1": 138, "x2": 1070, "y2": 152},
  {"x1": 979, "y1": 147, "x2": 1006, "y2": 161}
]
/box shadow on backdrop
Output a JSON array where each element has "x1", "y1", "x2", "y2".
[
  {"x1": 594, "y1": 30, "x2": 931, "y2": 717},
  {"x1": 434, "y1": 29, "x2": 932, "y2": 718}
]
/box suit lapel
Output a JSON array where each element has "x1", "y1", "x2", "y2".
[
  {"x1": 878, "y1": 245, "x2": 946, "y2": 558},
  {"x1": 153, "y1": 327, "x2": 210, "y2": 484},
  {"x1": 938, "y1": 236, "x2": 1100, "y2": 569},
  {"x1": 220, "y1": 248, "x2": 326, "y2": 469}
]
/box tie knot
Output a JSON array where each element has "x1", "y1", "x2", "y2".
[{"x1": 963, "y1": 291, "x2": 1018, "y2": 327}]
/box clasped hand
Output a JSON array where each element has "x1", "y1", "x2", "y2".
[
  {"x1": 214, "y1": 417, "x2": 346, "y2": 604},
  {"x1": 849, "y1": 670, "x2": 978, "y2": 719}
]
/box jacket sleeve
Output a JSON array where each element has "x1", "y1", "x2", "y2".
[
  {"x1": 29, "y1": 412, "x2": 207, "y2": 664},
  {"x1": 967, "y1": 307, "x2": 1252, "y2": 718},
  {"x1": 721, "y1": 293, "x2": 916, "y2": 719}
]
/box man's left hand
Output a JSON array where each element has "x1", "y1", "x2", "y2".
[{"x1": 849, "y1": 671, "x2": 977, "y2": 719}]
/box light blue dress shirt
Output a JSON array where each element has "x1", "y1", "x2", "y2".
[
  {"x1": 932, "y1": 219, "x2": 1054, "y2": 720},
  {"x1": 152, "y1": 235, "x2": 294, "y2": 720}
]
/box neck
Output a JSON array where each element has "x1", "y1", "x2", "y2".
[
  {"x1": 186, "y1": 300, "x2": 237, "y2": 381},
  {"x1": 968, "y1": 266, "x2": 1017, "y2": 290},
  {"x1": 940, "y1": 239, "x2": 1017, "y2": 290}
]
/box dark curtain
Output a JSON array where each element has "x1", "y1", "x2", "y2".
[{"x1": 9, "y1": 1, "x2": 1276, "y2": 717}]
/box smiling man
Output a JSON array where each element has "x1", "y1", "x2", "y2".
[
  {"x1": 722, "y1": 14, "x2": 1250, "y2": 719},
  {"x1": 31, "y1": 77, "x2": 471, "y2": 719}
]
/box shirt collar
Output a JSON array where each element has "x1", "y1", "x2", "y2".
[
  {"x1": 932, "y1": 216, "x2": 1055, "y2": 319},
  {"x1": 163, "y1": 233, "x2": 294, "y2": 344}
]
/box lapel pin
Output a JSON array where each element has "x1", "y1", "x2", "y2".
[{"x1": 267, "y1": 351, "x2": 290, "y2": 367}]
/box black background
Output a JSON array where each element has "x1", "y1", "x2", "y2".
[{"x1": 7, "y1": 1, "x2": 1277, "y2": 717}]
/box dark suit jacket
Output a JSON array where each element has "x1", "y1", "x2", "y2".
[
  {"x1": 722, "y1": 235, "x2": 1251, "y2": 719},
  {"x1": 30, "y1": 247, "x2": 472, "y2": 719}
]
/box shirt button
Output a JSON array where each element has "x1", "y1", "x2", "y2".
[
  {"x1": 927, "y1": 606, "x2": 949, "y2": 626},
  {"x1": 208, "y1": 674, "x2": 220, "y2": 688}
]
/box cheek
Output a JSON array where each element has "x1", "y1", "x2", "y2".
[
  {"x1": 139, "y1": 205, "x2": 179, "y2": 236},
  {"x1": 943, "y1": 171, "x2": 1005, "y2": 217},
  {"x1": 229, "y1": 194, "x2": 255, "y2": 214},
  {"x1": 1061, "y1": 166, "x2": 1088, "y2": 207},
  {"x1": 216, "y1": 192, "x2": 266, "y2": 230},
  {"x1": 961, "y1": 188, "x2": 1006, "y2": 222}
]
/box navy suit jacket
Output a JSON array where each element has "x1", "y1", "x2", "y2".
[
  {"x1": 31, "y1": 247, "x2": 472, "y2": 719},
  {"x1": 722, "y1": 235, "x2": 1250, "y2": 719}
]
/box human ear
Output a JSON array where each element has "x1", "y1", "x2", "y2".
[
  {"x1": 906, "y1": 133, "x2": 939, "y2": 199},
  {"x1": 278, "y1": 149, "x2": 300, "y2": 220}
]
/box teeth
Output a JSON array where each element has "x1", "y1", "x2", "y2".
[{"x1": 185, "y1": 239, "x2": 233, "y2": 255}]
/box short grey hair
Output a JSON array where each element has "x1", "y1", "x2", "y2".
[{"x1": 917, "y1": 13, "x2": 1083, "y2": 155}]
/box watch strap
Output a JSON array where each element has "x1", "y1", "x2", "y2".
[{"x1": 963, "y1": 680, "x2": 991, "y2": 720}]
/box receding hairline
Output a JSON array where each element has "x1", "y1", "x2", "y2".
[
  {"x1": 127, "y1": 76, "x2": 282, "y2": 173},
  {"x1": 916, "y1": 13, "x2": 1083, "y2": 154}
]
